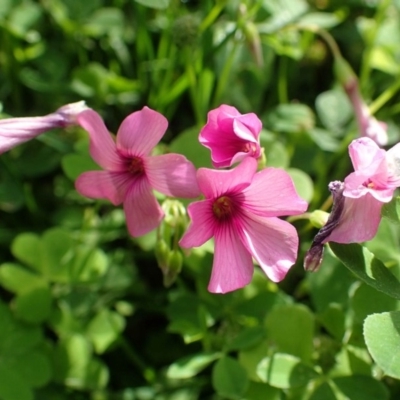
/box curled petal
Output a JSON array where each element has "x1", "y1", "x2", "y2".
[
  {"x1": 197, "y1": 157, "x2": 257, "y2": 199},
  {"x1": 179, "y1": 200, "x2": 215, "y2": 248},
  {"x1": 145, "y1": 153, "x2": 200, "y2": 198},
  {"x1": 243, "y1": 168, "x2": 308, "y2": 217},
  {"x1": 116, "y1": 106, "x2": 168, "y2": 157},
  {"x1": 199, "y1": 105, "x2": 262, "y2": 168},
  {"x1": 77, "y1": 110, "x2": 124, "y2": 171},
  {"x1": 124, "y1": 178, "x2": 164, "y2": 237},
  {"x1": 208, "y1": 223, "x2": 254, "y2": 293},
  {"x1": 239, "y1": 213, "x2": 298, "y2": 282},
  {"x1": 75, "y1": 170, "x2": 132, "y2": 205},
  {"x1": 348, "y1": 137, "x2": 385, "y2": 172},
  {"x1": 324, "y1": 194, "x2": 382, "y2": 243}
]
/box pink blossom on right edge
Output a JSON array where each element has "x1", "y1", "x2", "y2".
[
  {"x1": 199, "y1": 105, "x2": 262, "y2": 168},
  {"x1": 304, "y1": 137, "x2": 400, "y2": 271}
]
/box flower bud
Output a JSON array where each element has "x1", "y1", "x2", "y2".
[
  {"x1": 163, "y1": 249, "x2": 183, "y2": 287},
  {"x1": 309, "y1": 210, "x2": 329, "y2": 229},
  {"x1": 0, "y1": 101, "x2": 88, "y2": 154}
]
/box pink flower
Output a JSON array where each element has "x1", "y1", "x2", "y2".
[
  {"x1": 304, "y1": 137, "x2": 400, "y2": 271},
  {"x1": 199, "y1": 105, "x2": 262, "y2": 168},
  {"x1": 75, "y1": 106, "x2": 200, "y2": 237},
  {"x1": 0, "y1": 101, "x2": 88, "y2": 154},
  {"x1": 179, "y1": 157, "x2": 308, "y2": 293}
]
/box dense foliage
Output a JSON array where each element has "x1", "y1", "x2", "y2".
[{"x1": 1, "y1": 0, "x2": 400, "y2": 399}]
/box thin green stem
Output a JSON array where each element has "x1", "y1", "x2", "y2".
[
  {"x1": 278, "y1": 56, "x2": 288, "y2": 104},
  {"x1": 369, "y1": 75, "x2": 400, "y2": 115},
  {"x1": 359, "y1": 0, "x2": 391, "y2": 90}
]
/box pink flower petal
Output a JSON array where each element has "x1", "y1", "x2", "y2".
[
  {"x1": 234, "y1": 113, "x2": 262, "y2": 142},
  {"x1": 116, "y1": 106, "x2": 168, "y2": 157},
  {"x1": 208, "y1": 223, "x2": 254, "y2": 293},
  {"x1": 348, "y1": 137, "x2": 385, "y2": 172},
  {"x1": 324, "y1": 194, "x2": 382, "y2": 243},
  {"x1": 197, "y1": 157, "x2": 257, "y2": 199},
  {"x1": 242, "y1": 168, "x2": 308, "y2": 217},
  {"x1": 123, "y1": 178, "x2": 164, "y2": 237},
  {"x1": 145, "y1": 153, "x2": 200, "y2": 198},
  {"x1": 179, "y1": 200, "x2": 215, "y2": 248},
  {"x1": 77, "y1": 109, "x2": 124, "y2": 171},
  {"x1": 344, "y1": 170, "x2": 395, "y2": 202},
  {"x1": 239, "y1": 213, "x2": 298, "y2": 282},
  {"x1": 75, "y1": 171, "x2": 132, "y2": 205}
]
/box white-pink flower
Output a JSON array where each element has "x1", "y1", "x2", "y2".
[
  {"x1": 0, "y1": 101, "x2": 88, "y2": 154},
  {"x1": 305, "y1": 137, "x2": 400, "y2": 271},
  {"x1": 75, "y1": 106, "x2": 200, "y2": 237},
  {"x1": 199, "y1": 105, "x2": 262, "y2": 168},
  {"x1": 326, "y1": 138, "x2": 400, "y2": 243},
  {"x1": 179, "y1": 157, "x2": 308, "y2": 293}
]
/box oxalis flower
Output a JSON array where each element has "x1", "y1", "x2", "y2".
[
  {"x1": 199, "y1": 105, "x2": 262, "y2": 168},
  {"x1": 305, "y1": 137, "x2": 400, "y2": 271},
  {"x1": 0, "y1": 101, "x2": 88, "y2": 154},
  {"x1": 179, "y1": 157, "x2": 308, "y2": 293},
  {"x1": 75, "y1": 106, "x2": 200, "y2": 237}
]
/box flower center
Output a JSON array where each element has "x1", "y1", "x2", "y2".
[
  {"x1": 243, "y1": 142, "x2": 257, "y2": 155},
  {"x1": 212, "y1": 196, "x2": 234, "y2": 220},
  {"x1": 128, "y1": 156, "x2": 144, "y2": 176},
  {"x1": 363, "y1": 179, "x2": 375, "y2": 189}
]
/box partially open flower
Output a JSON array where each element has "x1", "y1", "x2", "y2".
[
  {"x1": 0, "y1": 101, "x2": 88, "y2": 154},
  {"x1": 199, "y1": 105, "x2": 262, "y2": 168},
  {"x1": 305, "y1": 137, "x2": 400, "y2": 271}
]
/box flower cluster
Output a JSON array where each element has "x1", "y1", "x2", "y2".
[
  {"x1": 0, "y1": 102, "x2": 308, "y2": 293},
  {"x1": 3, "y1": 99, "x2": 397, "y2": 293}
]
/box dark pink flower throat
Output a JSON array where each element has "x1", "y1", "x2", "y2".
[
  {"x1": 212, "y1": 196, "x2": 234, "y2": 220},
  {"x1": 128, "y1": 156, "x2": 144, "y2": 176},
  {"x1": 243, "y1": 142, "x2": 258, "y2": 155}
]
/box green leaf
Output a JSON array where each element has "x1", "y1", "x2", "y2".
[
  {"x1": 226, "y1": 326, "x2": 265, "y2": 351},
  {"x1": 0, "y1": 365, "x2": 32, "y2": 400},
  {"x1": 212, "y1": 356, "x2": 249, "y2": 399},
  {"x1": 266, "y1": 103, "x2": 315, "y2": 134},
  {"x1": 11, "y1": 233, "x2": 42, "y2": 270},
  {"x1": 265, "y1": 304, "x2": 314, "y2": 362},
  {"x1": 364, "y1": 311, "x2": 400, "y2": 379},
  {"x1": 134, "y1": 0, "x2": 170, "y2": 10},
  {"x1": 382, "y1": 196, "x2": 400, "y2": 225},
  {"x1": 333, "y1": 375, "x2": 389, "y2": 400},
  {"x1": 315, "y1": 89, "x2": 351, "y2": 133},
  {"x1": 62, "y1": 153, "x2": 100, "y2": 181},
  {"x1": 169, "y1": 127, "x2": 212, "y2": 169},
  {"x1": 14, "y1": 285, "x2": 52, "y2": 324},
  {"x1": 244, "y1": 381, "x2": 280, "y2": 400},
  {"x1": 287, "y1": 168, "x2": 314, "y2": 203},
  {"x1": 262, "y1": 138, "x2": 290, "y2": 169},
  {"x1": 350, "y1": 283, "x2": 400, "y2": 325},
  {"x1": 167, "y1": 352, "x2": 221, "y2": 379},
  {"x1": 0, "y1": 263, "x2": 44, "y2": 294},
  {"x1": 53, "y1": 334, "x2": 109, "y2": 390},
  {"x1": 309, "y1": 381, "x2": 336, "y2": 400},
  {"x1": 256, "y1": 353, "x2": 319, "y2": 389},
  {"x1": 86, "y1": 309, "x2": 125, "y2": 354},
  {"x1": 297, "y1": 12, "x2": 342, "y2": 29},
  {"x1": 329, "y1": 243, "x2": 400, "y2": 300}
]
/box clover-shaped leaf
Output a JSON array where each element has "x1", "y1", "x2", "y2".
[{"x1": 0, "y1": 301, "x2": 51, "y2": 400}]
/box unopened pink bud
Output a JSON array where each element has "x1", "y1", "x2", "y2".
[{"x1": 0, "y1": 101, "x2": 88, "y2": 154}]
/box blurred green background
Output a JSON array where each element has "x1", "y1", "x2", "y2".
[{"x1": 1, "y1": 0, "x2": 400, "y2": 399}]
